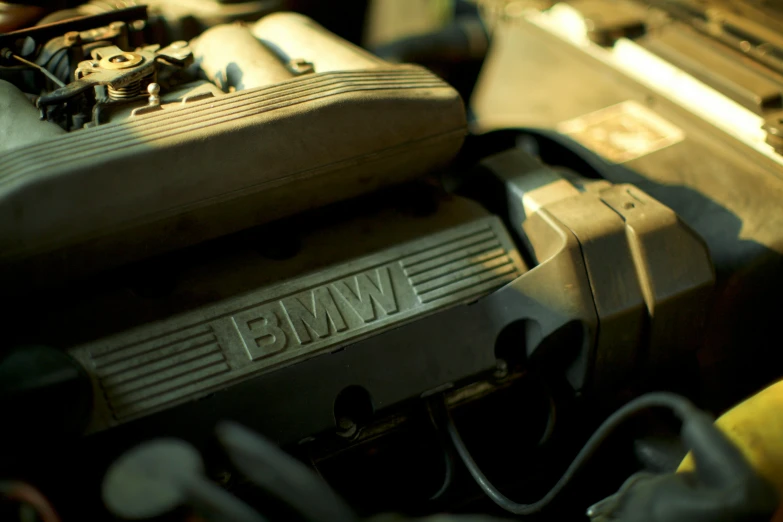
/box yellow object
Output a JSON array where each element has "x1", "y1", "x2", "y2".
[{"x1": 679, "y1": 380, "x2": 783, "y2": 520}]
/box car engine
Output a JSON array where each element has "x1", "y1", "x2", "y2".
[
  {"x1": 0, "y1": 4, "x2": 466, "y2": 287},
  {"x1": 1, "y1": 1, "x2": 782, "y2": 522}
]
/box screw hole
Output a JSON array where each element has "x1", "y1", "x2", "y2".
[
  {"x1": 334, "y1": 385, "x2": 374, "y2": 436},
  {"x1": 494, "y1": 319, "x2": 540, "y2": 371},
  {"x1": 623, "y1": 202, "x2": 635, "y2": 210}
]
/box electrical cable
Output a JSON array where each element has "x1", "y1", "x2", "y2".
[
  {"x1": 426, "y1": 374, "x2": 557, "y2": 502},
  {"x1": 427, "y1": 400, "x2": 456, "y2": 501},
  {"x1": 429, "y1": 443, "x2": 455, "y2": 501},
  {"x1": 437, "y1": 392, "x2": 699, "y2": 515}
]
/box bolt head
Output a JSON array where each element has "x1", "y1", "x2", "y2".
[
  {"x1": 288, "y1": 58, "x2": 314, "y2": 75},
  {"x1": 336, "y1": 417, "x2": 357, "y2": 438},
  {"x1": 64, "y1": 31, "x2": 81, "y2": 45},
  {"x1": 493, "y1": 359, "x2": 509, "y2": 379}
]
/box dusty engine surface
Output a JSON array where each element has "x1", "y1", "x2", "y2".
[
  {"x1": 1, "y1": 2, "x2": 781, "y2": 522},
  {"x1": 0, "y1": 6, "x2": 466, "y2": 288}
]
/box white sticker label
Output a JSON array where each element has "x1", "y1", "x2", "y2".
[{"x1": 557, "y1": 101, "x2": 685, "y2": 163}]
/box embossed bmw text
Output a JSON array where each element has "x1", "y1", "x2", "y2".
[{"x1": 232, "y1": 267, "x2": 399, "y2": 360}]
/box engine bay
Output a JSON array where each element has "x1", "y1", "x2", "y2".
[{"x1": 1, "y1": 1, "x2": 783, "y2": 521}]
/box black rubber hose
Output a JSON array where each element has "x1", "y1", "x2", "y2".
[{"x1": 216, "y1": 422, "x2": 358, "y2": 522}]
